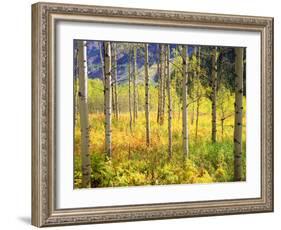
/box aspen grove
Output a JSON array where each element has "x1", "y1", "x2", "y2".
[{"x1": 74, "y1": 41, "x2": 246, "y2": 188}]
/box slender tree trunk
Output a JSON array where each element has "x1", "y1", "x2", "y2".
[
  {"x1": 74, "y1": 48, "x2": 79, "y2": 127},
  {"x1": 133, "y1": 46, "x2": 138, "y2": 123},
  {"x1": 99, "y1": 42, "x2": 106, "y2": 117},
  {"x1": 191, "y1": 103, "x2": 194, "y2": 125},
  {"x1": 77, "y1": 41, "x2": 91, "y2": 188},
  {"x1": 221, "y1": 118, "x2": 224, "y2": 140},
  {"x1": 162, "y1": 46, "x2": 166, "y2": 120},
  {"x1": 111, "y1": 80, "x2": 115, "y2": 117},
  {"x1": 234, "y1": 47, "x2": 244, "y2": 181},
  {"x1": 166, "y1": 45, "x2": 172, "y2": 159},
  {"x1": 211, "y1": 47, "x2": 217, "y2": 143},
  {"x1": 114, "y1": 73, "x2": 119, "y2": 119},
  {"x1": 99, "y1": 42, "x2": 105, "y2": 81},
  {"x1": 220, "y1": 103, "x2": 225, "y2": 141},
  {"x1": 74, "y1": 79, "x2": 79, "y2": 126},
  {"x1": 195, "y1": 100, "x2": 200, "y2": 141},
  {"x1": 144, "y1": 44, "x2": 150, "y2": 146},
  {"x1": 128, "y1": 49, "x2": 132, "y2": 132},
  {"x1": 104, "y1": 41, "x2": 112, "y2": 158},
  {"x1": 178, "y1": 101, "x2": 181, "y2": 120},
  {"x1": 182, "y1": 45, "x2": 188, "y2": 158},
  {"x1": 159, "y1": 44, "x2": 165, "y2": 125},
  {"x1": 190, "y1": 47, "x2": 196, "y2": 126},
  {"x1": 195, "y1": 47, "x2": 201, "y2": 141},
  {"x1": 112, "y1": 44, "x2": 119, "y2": 119},
  {"x1": 111, "y1": 44, "x2": 116, "y2": 118},
  {"x1": 157, "y1": 45, "x2": 161, "y2": 123}
]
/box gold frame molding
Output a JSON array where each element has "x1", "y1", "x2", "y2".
[{"x1": 32, "y1": 2, "x2": 274, "y2": 227}]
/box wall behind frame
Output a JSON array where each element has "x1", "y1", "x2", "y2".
[{"x1": 0, "y1": 0, "x2": 278, "y2": 229}]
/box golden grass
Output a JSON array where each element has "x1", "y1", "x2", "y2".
[{"x1": 74, "y1": 96, "x2": 246, "y2": 188}]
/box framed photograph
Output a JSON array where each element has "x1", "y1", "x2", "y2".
[{"x1": 32, "y1": 2, "x2": 274, "y2": 227}]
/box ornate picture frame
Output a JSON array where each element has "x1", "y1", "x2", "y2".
[{"x1": 32, "y1": 2, "x2": 273, "y2": 227}]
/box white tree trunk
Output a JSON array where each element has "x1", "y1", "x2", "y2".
[
  {"x1": 99, "y1": 42, "x2": 105, "y2": 81},
  {"x1": 111, "y1": 78, "x2": 115, "y2": 117},
  {"x1": 112, "y1": 43, "x2": 119, "y2": 119},
  {"x1": 99, "y1": 42, "x2": 106, "y2": 117},
  {"x1": 195, "y1": 47, "x2": 201, "y2": 141},
  {"x1": 159, "y1": 44, "x2": 165, "y2": 125},
  {"x1": 133, "y1": 46, "x2": 138, "y2": 123},
  {"x1": 162, "y1": 45, "x2": 167, "y2": 122},
  {"x1": 166, "y1": 45, "x2": 172, "y2": 159},
  {"x1": 182, "y1": 45, "x2": 188, "y2": 158},
  {"x1": 111, "y1": 44, "x2": 115, "y2": 118},
  {"x1": 211, "y1": 47, "x2": 217, "y2": 143},
  {"x1": 128, "y1": 49, "x2": 132, "y2": 132},
  {"x1": 144, "y1": 44, "x2": 150, "y2": 146},
  {"x1": 77, "y1": 41, "x2": 91, "y2": 188},
  {"x1": 234, "y1": 47, "x2": 244, "y2": 181},
  {"x1": 104, "y1": 42, "x2": 112, "y2": 158},
  {"x1": 74, "y1": 48, "x2": 79, "y2": 127},
  {"x1": 157, "y1": 45, "x2": 161, "y2": 123}
]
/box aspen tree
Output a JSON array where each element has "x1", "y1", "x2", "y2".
[
  {"x1": 104, "y1": 41, "x2": 112, "y2": 158},
  {"x1": 144, "y1": 44, "x2": 150, "y2": 145},
  {"x1": 133, "y1": 46, "x2": 138, "y2": 123},
  {"x1": 159, "y1": 44, "x2": 165, "y2": 125},
  {"x1": 195, "y1": 46, "x2": 201, "y2": 141},
  {"x1": 234, "y1": 47, "x2": 244, "y2": 181},
  {"x1": 182, "y1": 45, "x2": 188, "y2": 158},
  {"x1": 162, "y1": 45, "x2": 167, "y2": 122},
  {"x1": 77, "y1": 40, "x2": 91, "y2": 187},
  {"x1": 128, "y1": 48, "x2": 132, "y2": 132},
  {"x1": 74, "y1": 47, "x2": 79, "y2": 127},
  {"x1": 112, "y1": 43, "x2": 119, "y2": 119},
  {"x1": 99, "y1": 42, "x2": 106, "y2": 117},
  {"x1": 166, "y1": 45, "x2": 172, "y2": 159},
  {"x1": 190, "y1": 47, "x2": 197, "y2": 125},
  {"x1": 211, "y1": 47, "x2": 218, "y2": 143},
  {"x1": 157, "y1": 44, "x2": 161, "y2": 123}
]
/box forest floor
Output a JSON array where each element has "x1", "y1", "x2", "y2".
[{"x1": 74, "y1": 97, "x2": 246, "y2": 188}]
